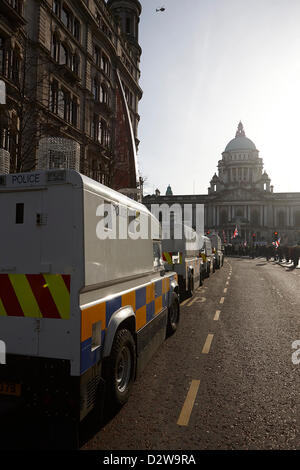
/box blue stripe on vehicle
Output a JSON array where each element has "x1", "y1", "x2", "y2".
[
  {"x1": 135, "y1": 286, "x2": 146, "y2": 310},
  {"x1": 106, "y1": 296, "x2": 122, "y2": 325},
  {"x1": 155, "y1": 280, "x2": 162, "y2": 297},
  {"x1": 146, "y1": 301, "x2": 155, "y2": 322}
]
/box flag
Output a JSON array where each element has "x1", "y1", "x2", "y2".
[{"x1": 233, "y1": 226, "x2": 238, "y2": 239}]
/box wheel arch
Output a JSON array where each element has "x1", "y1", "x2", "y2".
[{"x1": 103, "y1": 306, "x2": 136, "y2": 358}]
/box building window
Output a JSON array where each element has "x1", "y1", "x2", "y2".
[
  {"x1": 12, "y1": 49, "x2": 20, "y2": 84},
  {"x1": 61, "y1": 5, "x2": 73, "y2": 31},
  {"x1": 101, "y1": 53, "x2": 110, "y2": 77},
  {"x1": 100, "y1": 84, "x2": 108, "y2": 104},
  {"x1": 71, "y1": 97, "x2": 78, "y2": 127},
  {"x1": 8, "y1": 0, "x2": 22, "y2": 15},
  {"x1": 60, "y1": 44, "x2": 70, "y2": 66},
  {"x1": 50, "y1": 79, "x2": 79, "y2": 127},
  {"x1": 0, "y1": 125, "x2": 9, "y2": 151},
  {"x1": 92, "y1": 115, "x2": 110, "y2": 148},
  {"x1": 0, "y1": 37, "x2": 4, "y2": 75},
  {"x1": 96, "y1": 12, "x2": 101, "y2": 27},
  {"x1": 51, "y1": 34, "x2": 60, "y2": 62},
  {"x1": 72, "y1": 53, "x2": 79, "y2": 75},
  {"x1": 50, "y1": 80, "x2": 58, "y2": 113},
  {"x1": 74, "y1": 18, "x2": 81, "y2": 41},
  {"x1": 126, "y1": 17, "x2": 131, "y2": 34},
  {"x1": 61, "y1": 4, "x2": 80, "y2": 41},
  {"x1": 94, "y1": 45, "x2": 101, "y2": 67},
  {"x1": 92, "y1": 78, "x2": 100, "y2": 101},
  {"x1": 53, "y1": 0, "x2": 61, "y2": 16},
  {"x1": 57, "y1": 89, "x2": 65, "y2": 119}
]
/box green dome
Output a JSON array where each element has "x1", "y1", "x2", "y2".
[{"x1": 225, "y1": 136, "x2": 256, "y2": 152}]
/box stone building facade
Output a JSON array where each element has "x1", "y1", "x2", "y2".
[
  {"x1": 143, "y1": 123, "x2": 300, "y2": 245},
  {"x1": 0, "y1": 0, "x2": 142, "y2": 195}
]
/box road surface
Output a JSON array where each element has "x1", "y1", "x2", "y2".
[{"x1": 82, "y1": 257, "x2": 299, "y2": 450}]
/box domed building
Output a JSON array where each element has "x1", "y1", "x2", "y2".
[
  {"x1": 144, "y1": 122, "x2": 300, "y2": 245},
  {"x1": 209, "y1": 122, "x2": 271, "y2": 195}
]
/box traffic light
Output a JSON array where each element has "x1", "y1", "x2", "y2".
[
  {"x1": 274, "y1": 231, "x2": 278, "y2": 241},
  {"x1": 252, "y1": 233, "x2": 256, "y2": 240}
]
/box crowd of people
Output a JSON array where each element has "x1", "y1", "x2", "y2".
[{"x1": 224, "y1": 243, "x2": 300, "y2": 267}]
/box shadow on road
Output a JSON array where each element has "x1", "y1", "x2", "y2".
[{"x1": 79, "y1": 400, "x2": 121, "y2": 449}]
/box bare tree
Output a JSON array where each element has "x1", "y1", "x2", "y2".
[{"x1": 2, "y1": 37, "x2": 55, "y2": 173}]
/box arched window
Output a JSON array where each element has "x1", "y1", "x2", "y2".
[
  {"x1": 100, "y1": 84, "x2": 108, "y2": 104},
  {"x1": 60, "y1": 44, "x2": 70, "y2": 66}
]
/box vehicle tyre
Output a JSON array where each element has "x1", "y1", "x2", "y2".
[
  {"x1": 105, "y1": 329, "x2": 136, "y2": 407},
  {"x1": 166, "y1": 292, "x2": 180, "y2": 337}
]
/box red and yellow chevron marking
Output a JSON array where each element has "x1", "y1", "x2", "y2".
[{"x1": 0, "y1": 274, "x2": 70, "y2": 319}]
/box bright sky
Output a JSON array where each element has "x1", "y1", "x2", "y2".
[{"x1": 137, "y1": 0, "x2": 300, "y2": 196}]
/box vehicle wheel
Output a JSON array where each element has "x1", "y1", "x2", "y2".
[
  {"x1": 105, "y1": 329, "x2": 136, "y2": 407},
  {"x1": 166, "y1": 292, "x2": 180, "y2": 337},
  {"x1": 187, "y1": 275, "x2": 194, "y2": 297}
]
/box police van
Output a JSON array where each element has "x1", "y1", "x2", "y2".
[
  {"x1": 208, "y1": 232, "x2": 224, "y2": 269},
  {"x1": 199, "y1": 235, "x2": 214, "y2": 278},
  {"x1": 0, "y1": 170, "x2": 179, "y2": 445},
  {"x1": 162, "y1": 223, "x2": 203, "y2": 297}
]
